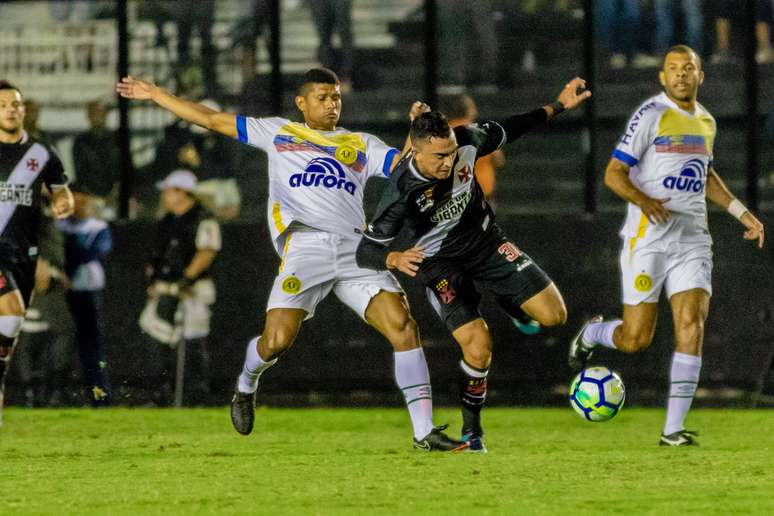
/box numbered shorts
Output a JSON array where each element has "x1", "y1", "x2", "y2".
[
  {"x1": 267, "y1": 230, "x2": 403, "y2": 320},
  {"x1": 620, "y1": 239, "x2": 713, "y2": 305},
  {"x1": 420, "y1": 229, "x2": 552, "y2": 333}
]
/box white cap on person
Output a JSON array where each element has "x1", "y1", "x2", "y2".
[{"x1": 156, "y1": 170, "x2": 198, "y2": 193}]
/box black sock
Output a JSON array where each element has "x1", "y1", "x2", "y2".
[{"x1": 459, "y1": 359, "x2": 489, "y2": 436}]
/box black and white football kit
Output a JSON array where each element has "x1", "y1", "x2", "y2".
[
  {"x1": 357, "y1": 109, "x2": 554, "y2": 332},
  {"x1": 0, "y1": 132, "x2": 68, "y2": 304}
]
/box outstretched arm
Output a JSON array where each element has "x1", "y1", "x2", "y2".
[
  {"x1": 116, "y1": 76, "x2": 237, "y2": 138},
  {"x1": 499, "y1": 77, "x2": 592, "y2": 144},
  {"x1": 604, "y1": 158, "x2": 671, "y2": 224},
  {"x1": 706, "y1": 167, "x2": 764, "y2": 248}
]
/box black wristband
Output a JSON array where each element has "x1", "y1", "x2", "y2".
[{"x1": 550, "y1": 101, "x2": 566, "y2": 116}]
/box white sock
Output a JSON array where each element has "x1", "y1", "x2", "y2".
[
  {"x1": 663, "y1": 352, "x2": 702, "y2": 435},
  {"x1": 394, "y1": 348, "x2": 434, "y2": 440},
  {"x1": 582, "y1": 319, "x2": 622, "y2": 349},
  {"x1": 237, "y1": 336, "x2": 277, "y2": 394}
]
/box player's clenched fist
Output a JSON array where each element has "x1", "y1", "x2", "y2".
[
  {"x1": 51, "y1": 188, "x2": 74, "y2": 219},
  {"x1": 409, "y1": 101, "x2": 431, "y2": 122}
]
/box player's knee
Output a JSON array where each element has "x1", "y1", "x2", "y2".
[
  {"x1": 387, "y1": 316, "x2": 419, "y2": 351},
  {"x1": 674, "y1": 316, "x2": 704, "y2": 343},
  {"x1": 0, "y1": 315, "x2": 24, "y2": 340},
  {"x1": 459, "y1": 332, "x2": 492, "y2": 369},
  {"x1": 463, "y1": 344, "x2": 492, "y2": 370},
  {"x1": 539, "y1": 305, "x2": 567, "y2": 327},
  {"x1": 675, "y1": 313, "x2": 705, "y2": 334},
  {"x1": 618, "y1": 329, "x2": 653, "y2": 353},
  {"x1": 260, "y1": 327, "x2": 295, "y2": 359}
]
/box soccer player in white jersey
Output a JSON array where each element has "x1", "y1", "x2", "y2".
[
  {"x1": 117, "y1": 68, "x2": 466, "y2": 451},
  {"x1": 568, "y1": 46, "x2": 765, "y2": 446}
]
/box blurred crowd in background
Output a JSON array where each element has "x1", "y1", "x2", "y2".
[{"x1": 1, "y1": 0, "x2": 774, "y2": 407}]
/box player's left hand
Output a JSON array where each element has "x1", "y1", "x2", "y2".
[
  {"x1": 557, "y1": 77, "x2": 592, "y2": 110},
  {"x1": 51, "y1": 188, "x2": 74, "y2": 219},
  {"x1": 409, "y1": 101, "x2": 431, "y2": 122},
  {"x1": 740, "y1": 211, "x2": 765, "y2": 248}
]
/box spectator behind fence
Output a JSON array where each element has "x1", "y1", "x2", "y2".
[
  {"x1": 439, "y1": 93, "x2": 504, "y2": 201},
  {"x1": 438, "y1": 0, "x2": 498, "y2": 92},
  {"x1": 139, "y1": 170, "x2": 221, "y2": 406},
  {"x1": 151, "y1": 0, "x2": 217, "y2": 96},
  {"x1": 596, "y1": 1, "x2": 659, "y2": 69},
  {"x1": 149, "y1": 99, "x2": 239, "y2": 218},
  {"x1": 14, "y1": 216, "x2": 72, "y2": 407},
  {"x1": 72, "y1": 100, "x2": 120, "y2": 218},
  {"x1": 233, "y1": 0, "x2": 277, "y2": 84},
  {"x1": 23, "y1": 99, "x2": 54, "y2": 145},
  {"x1": 307, "y1": 0, "x2": 354, "y2": 92},
  {"x1": 654, "y1": 0, "x2": 703, "y2": 56},
  {"x1": 710, "y1": 0, "x2": 774, "y2": 64},
  {"x1": 57, "y1": 184, "x2": 112, "y2": 407}
]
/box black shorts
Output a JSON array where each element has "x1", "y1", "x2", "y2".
[
  {"x1": 418, "y1": 226, "x2": 552, "y2": 333},
  {"x1": 0, "y1": 259, "x2": 37, "y2": 307}
]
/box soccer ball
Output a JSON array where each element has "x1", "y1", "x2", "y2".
[{"x1": 569, "y1": 366, "x2": 626, "y2": 422}]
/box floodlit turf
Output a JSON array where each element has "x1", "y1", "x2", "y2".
[{"x1": 1, "y1": 407, "x2": 773, "y2": 515}]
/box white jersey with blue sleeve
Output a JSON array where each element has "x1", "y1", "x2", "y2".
[
  {"x1": 612, "y1": 92, "x2": 716, "y2": 246},
  {"x1": 235, "y1": 116, "x2": 400, "y2": 254}
]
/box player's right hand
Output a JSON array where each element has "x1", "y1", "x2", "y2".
[
  {"x1": 409, "y1": 101, "x2": 431, "y2": 122},
  {"x1": 116, "y1": 75, "x2": 154, "y2": 100},
  {"x1": 638, "y1": 196, "x2": 670, "y2": 224},
  {"x1": 740, "y1": 211, "x2": 765, "y2": 248},
  {"x1": 386, "y1": 246, "x2": 424, "y2": 277}
]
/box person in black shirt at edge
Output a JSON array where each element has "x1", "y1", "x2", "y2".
[
  {"x1": 142, "y1": 170, "x2": 220, "y2": 406},
  {"x1": 357, "y1": 77, "x2": 591, "y2": 452},
  {"x1": 0, "y1": 80, "x2": 74, "y2": 426}
]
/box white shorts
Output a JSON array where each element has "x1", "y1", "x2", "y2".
[
  {"x1": 266, "y1": 229, "x2": 403, "y2": 320},
  {"x1": 620, "y1": 237, "x2": 713, "y2": 305}
]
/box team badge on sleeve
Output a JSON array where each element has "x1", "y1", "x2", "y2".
[
  {"x1": 634, "y1": 273, "x2": 653, "y2": 292},
  {"x1": 282, "y1": 275, "x2": 302, "y2": 294}
]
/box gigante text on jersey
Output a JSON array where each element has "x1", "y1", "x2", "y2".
[
  {"x1": 0, "y1": 183, "x2": 33, "y2": 206},
  {"x1": 430, "y1": 190, "x2": 471, "y2": 223}
]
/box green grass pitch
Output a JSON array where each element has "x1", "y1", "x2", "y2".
[{"x1": 1, "y1": 407, "x2": 773, "y2": 515}]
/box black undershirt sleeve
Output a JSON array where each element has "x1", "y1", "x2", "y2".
[
  {"x1": 356, "y1": 182, "x2": 410, "y2": 271},
  {"x1": 498, "y1": 108, "x2": 549, "y2": 144},
  {"x1": 356, "y1": 235, "x2": 392, "y2": 272}
]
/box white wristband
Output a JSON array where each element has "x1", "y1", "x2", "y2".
[{"x1": 727, "y1": 199, "x2": 748, "y2": 220}]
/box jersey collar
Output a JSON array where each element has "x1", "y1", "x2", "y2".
[
  {"x1": 408, "y1": 154, "x2": 432, "y2": 183},
  {"x1": 658, "y1": 92, "x2": 704, "y2": 118}
]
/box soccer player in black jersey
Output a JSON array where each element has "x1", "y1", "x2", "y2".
[
  {"x1": 357, "y1": 78, "x2": 591, "y2": 452},
  {"x1": 0, "y1": 81, "x2": 73, "y2": 426}
]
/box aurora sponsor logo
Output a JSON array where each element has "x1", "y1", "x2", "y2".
[
  {"x1": 430, "y1": 190, "x2": 471, "y2": 223},
  {"x1": 289, "y1": 157, "x2": 356, "y2": 196},
  {"x1": 662, "y1": 159, "x2": 706, "y2": 193}
]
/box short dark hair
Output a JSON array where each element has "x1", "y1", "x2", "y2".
[
  {"x1": 0, "y1": 80, "x2": 22, "y2": 96},
  {"x1": 298, "y1": 67, "x2": 340, "y2": 95},
  {"x1": 664, "y1": 45, "x2": 702, "y2": 69},
  {"x1": 410, "y1": 111, "x2": 452, "y2": 144}
]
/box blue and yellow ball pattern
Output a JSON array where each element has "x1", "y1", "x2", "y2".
[{"x1": 569, "y1": 366, "x2": 626, "y2": 422}]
